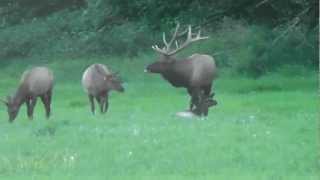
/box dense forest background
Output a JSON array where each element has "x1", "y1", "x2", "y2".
[{"x1": 0, "y1": 0, "x2": 318, "y2": 76}]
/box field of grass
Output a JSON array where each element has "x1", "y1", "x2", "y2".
[{"x1": 0, "y1": 56, "x2": 318, "y2": 179}]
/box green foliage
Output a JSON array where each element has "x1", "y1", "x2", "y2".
[
  {"x1": 185, "y1": 18, "x2": 318, "y2": 76},
  {"x1": 0, "y1": 9, "x2": 155, "y2": 58},
  {"x1": 0, "y1": 0, "x2": 318, "y2": 76},
  {"x1": 0, "y1": 0, "x2": 85, "y2": 25}
]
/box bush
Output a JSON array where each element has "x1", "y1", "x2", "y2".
[
  {"x1": 0, "y1": 7, "x2": 156, "y2": 59},
  {"x1": 0, "y1": 1, "x2": 317, "y2": 77},
  {"x1": 190, "y1": 18, "x2": 318, "y2": 77}
]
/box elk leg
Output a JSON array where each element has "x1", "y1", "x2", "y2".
[
  {"x1": 45, "y1": 90, "x2": 52, "y2": 118},
  {"x1": 187, "y1": 88, "x2": 197, "y2": 111},
  {"x1": 28, "y1": 97, "x2": 37, "y2": 120},
  {"x1": 47, "y1": 89, "x2": 52, "y2": 109},
  {"x1": 190, "y1": 88, "x2": 203, "y2": 116},
  {"x1": 104, "y1": 94, "x2": 109, "y2": 113},
  {"x1": 88, "y1": 95, "x2": 95, "y2": 114},
  {"x1": 40, "y1": 93, "x2": 51, "y2": 119},
  {"x1": 201, "y1": 92, "x2": 209, "y2": 117},
  {"x1": 95, "y1": 96, "x2": 104, "y2": 114},
  {"x1": 197, "y1": 89, "x2": 208, "y2": 117},
  {"x1": 100, "y1": 96, "x2": 106, "y2": 114},
  {"x1": 99, "y1": 91, "x2": 109, "y2": 114},
  {"x1": 26, "y1": 97, "x2": 32, "y2": 119},
  {"x1": 196, "y1": 90, "x2": 207, "y2": 116}
]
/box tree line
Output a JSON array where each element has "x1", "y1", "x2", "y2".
[{"x1": 0, "y1": 0, "x2": 318, "y2": 75}]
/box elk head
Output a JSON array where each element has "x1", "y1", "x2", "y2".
[
  {"x1": 105, "y1": 73, "x2": 125, "y2": 92},
  {"x1": 145, "y1": 23, "x2": 209, "y2": 73},
  {"x1": 94, "y1": 64, "x2": 125, "y2": 93},
  {"x1": 1, "y1": 96, "x2": 19, "y2": 122}
]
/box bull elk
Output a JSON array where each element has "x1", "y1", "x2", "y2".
[
  {"x1": 82, "y1": 64, "x2": 124, "y2": 114},
  {"x1": 1, "y1": 67, "x2": 54, "y2": 122},
  {"x1": 145, "y1": 23, "x2": 217, "y2": 116}
]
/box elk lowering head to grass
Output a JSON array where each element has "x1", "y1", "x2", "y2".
[
  {"x1": 1, "y1": 67, "x2": 54, "y2": 122},
  {"x1": 82, "y1": 64, "x2": 124, "y2": 114},
  {"x1": 145, "y1": 23, "x2": 217, "y2": 116}
]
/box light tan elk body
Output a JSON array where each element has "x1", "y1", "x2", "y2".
[
  {"x1": 82, "y1": 64, "x2": 124, "y2": 114},
  {"x1": 2, "y1": 67, "x2": 54, "y2": 122},
  {"x1": 145, "y1": 23, "x2": 217, "y2": 116}
]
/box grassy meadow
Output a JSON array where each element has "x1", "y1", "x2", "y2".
[{"x1": 0, "y1": 55, "x2": 318, "y2": 179}]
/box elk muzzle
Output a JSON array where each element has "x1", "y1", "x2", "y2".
[{"x1": 145, "y1": 62, "x2": 166, "y2": 74}]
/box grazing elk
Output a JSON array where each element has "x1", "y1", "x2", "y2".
[
  {"x1": 82, "y1": 64, "x2": 124, "y2": 114},
  {"x1": 145, "y1": 23, "x2": 217, "y2": 116},
  {"x1": 1, "y1": 67, "x2": 54, "y2": 122}
]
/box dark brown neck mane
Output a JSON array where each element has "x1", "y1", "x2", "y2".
[{"x1": 160, "y1": 57, "x2": 192, "y2": 88}]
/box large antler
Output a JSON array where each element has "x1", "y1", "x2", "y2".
[
  {"x1": 152, "y1": 23, "x2": 209, "y2": 56},
  {"x1": 152, "y1": 23, "x2": 181, "y2": 54}
]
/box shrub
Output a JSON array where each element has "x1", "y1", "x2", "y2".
[
  {"x1": 193, "y1": 18, "x2": 318, "y2": 77},
  {"x1": 0, "y1": 1, "x2": 317, "y2": 77}
]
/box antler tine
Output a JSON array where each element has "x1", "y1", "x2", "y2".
[
  {"x1": 152, "y1": 45, "x2": 167, "y2": 54},
  {"x1": 196, "y1": 29, "x2": 201, "y2": 38},
  {"x1": 152, "y1": 23, "x2": 209, "y2": 55},
  {"x1": 196, "y1": 29, "x2": 209, "y2": 40},
  {"x1": 187, "y1": 25, "x2": 192, "y2": 39},
  {"x1": 177, "y1": 26, "x2": 199, "y2": 37},
  {"x1": 162, "y1": 32, "x2": 169, "y2": 47},
  {"x1": 177, "y1": 28, "x2": 188, "y2": 37},
  {"x1": 152, "y1": 22, "x2": 181, "y2": 55},
  {"x1": 167, "y1": 25, "x2": 209, "y2": 56},
  {"x1": 168, "y1": 22, "x2": 180, "y2": 45}
]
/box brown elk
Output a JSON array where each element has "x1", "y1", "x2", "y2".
[
  {"x1": 82, "y1": 64, "x2": 124, "y2": 114},
  {"x1": 1, "y1": 67, "x2": 54, "y2": 122},
  {"x1": 145, "y1": 23, "x2": 217, "y2": 116}
]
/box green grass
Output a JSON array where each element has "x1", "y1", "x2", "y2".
[{"x1": 0, "y1": 56, "x2": 318, "y2": 180}]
